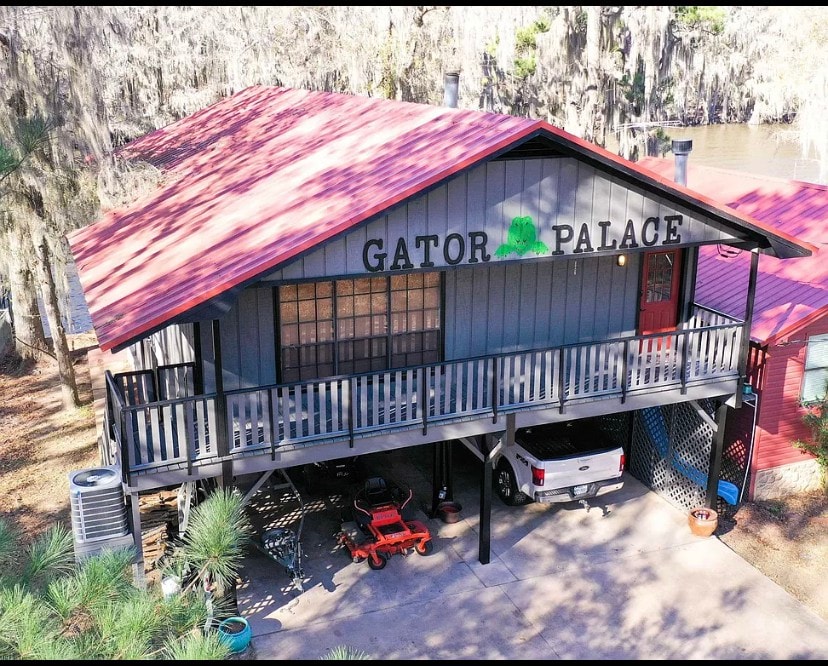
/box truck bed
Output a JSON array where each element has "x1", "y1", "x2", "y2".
[{"x1": 515, "y1": 420, "x2": 615, "y2": 459}]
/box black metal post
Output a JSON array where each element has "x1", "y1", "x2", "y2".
[
  {"x1": 446, "y1": 439, "x2": 454, "y2": 501},
  {"x1": 348, "y1": 379, "x2": 355, "y2": 448},
  {"x1": 479, "y1": 433, "x2": 499, "y2": 565},
  {"x1": 621, "y1": 339, "x2": 629, "y2": 403},
  {"x1": 430, "y1": 443, "x2": 442, "y2": 518},
  {"x1": 706, "y1": 403, "x2": 729, "y2": 508},
  {"x1": 430, "y1": 440, "x2": 455, "y2": 517},
  {"x1": 192, "y1": 321, "x2": 204, "y2": 395},
  {"x1": 211, "y1": 320, "x2": 232, "y2": 487},
  {"x1": 491, "y1": 357, "x2": 499, "y2": 423},
  {"x1": 558, "y1": 347, "x2": 566, "y2": 412},
  {"x1": 736, "y1": 250, "x2": 760, "y2": 408}
]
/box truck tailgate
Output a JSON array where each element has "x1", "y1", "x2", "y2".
[{"x1": 542, "y1": 446, "x2": 624, "y2": 489}]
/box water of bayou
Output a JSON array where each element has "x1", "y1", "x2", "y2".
[{"x1": 652, "y1": 123, "x2": 821, "y2": 183}]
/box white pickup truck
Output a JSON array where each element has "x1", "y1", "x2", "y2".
[{"x1": 492, "y1": 418, "x2": 626, "y2": 507}]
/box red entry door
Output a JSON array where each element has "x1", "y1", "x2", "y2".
[{"x1": 638, "y1": 250, "x2": 682, "y2": 335}]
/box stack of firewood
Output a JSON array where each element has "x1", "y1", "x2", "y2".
[{"x1": 139, "y1": 490, "x2": 179, "y2": 572}]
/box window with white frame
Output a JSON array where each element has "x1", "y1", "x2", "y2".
[{"x1": 801, "y1": 333, "x2": 828, "y2": 404}]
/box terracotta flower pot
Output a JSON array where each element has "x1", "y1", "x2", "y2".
[{"x1": 688, "y1": 507, "x2": 718, "y2": 537}]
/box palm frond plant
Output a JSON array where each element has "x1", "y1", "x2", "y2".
[
  {"x1": 163, "y1": 629, "x2": 232, "y2": 660},
  {"x1": 319, "y1": 644, "x2": 372, "y2": 660},
  {"x1": 175, "y1": 488, "x2": 253, "y2": 598},
  {"x1": 0, "y1": 514, "x2": 236, "y2": 660},
  {"x1": 21, "y1": 523, "x2": 76, "y2": 589}
]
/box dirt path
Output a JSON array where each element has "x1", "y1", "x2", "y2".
[{"x1": 0, "y1": 343, "x2": 99, "y2": 544}]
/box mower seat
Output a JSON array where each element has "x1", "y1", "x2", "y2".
[{"x1": 363, "y1": 477, "x2": 395, "y2": 507}]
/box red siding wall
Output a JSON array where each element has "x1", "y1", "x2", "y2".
[{"x1": 752, "y1": 318, "x2": 828, "y2": 472}]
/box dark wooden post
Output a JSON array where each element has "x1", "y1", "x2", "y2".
[
  {"x1": 430, "y1": 439, "x2": 456, "y2": 518},
  {"x1": 491, "y1": 356, "x2": 499, "y2": 423},
  {"x1": 421, "y1": 367, "x2": 429, "y2": 435},
  {"x1": 735, "y1": 250, "x2": 760, "y2": 408},
  {"x1": 621, "y1": 339, "x2": 630, "y2": 403},
  {"x1": 128, "y1": 491, "x2": 145, "y2": 587},
  {"x1": 348, "y1": 378, "x2": 355, "y2": 448},
  {"x1": 706, "y1": 403, "x2": 729, "y2": 508},
  {"x1": 558, "y1": 347, "x2": 567, "y2": 412},
  {"x1": 211, "y1": 320, "x2": 232, "y2": 487},
  {"x1": 479, "y1": 432, "x2": 503, "y2": 565},
  {"x1": 192, "y1": 321, "x2": 204, "y2": 395},
  {"x1": 119, "y1": 408, "x2": 130, "y2": 485}
]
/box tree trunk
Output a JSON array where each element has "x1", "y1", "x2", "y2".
[
  {"x1": 34, "y1": 235, "x2": 80, "y2": 408},
  {"x1": 6, "y1": 223, "x2": 46, "y2": 360}
]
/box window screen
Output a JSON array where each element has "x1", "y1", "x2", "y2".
[{"x1": 802, "y1": 333, "x2": 828, "y2": 404}]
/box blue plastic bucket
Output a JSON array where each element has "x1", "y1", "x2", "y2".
[{"x1": 217, "y1": 616, "x2": 252, "y2": 654}]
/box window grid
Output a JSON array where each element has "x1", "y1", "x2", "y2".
[{"x1": 279, "y1": 273, "x2": 441, "y2": 382}]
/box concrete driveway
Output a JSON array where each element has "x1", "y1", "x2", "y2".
[{"x1": 235, "y1": 444, "x2": 828, "y2": 660}]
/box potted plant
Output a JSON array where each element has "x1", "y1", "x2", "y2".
[{"x1": 217, "y1": 615, "x2": 252, "y2": 654}]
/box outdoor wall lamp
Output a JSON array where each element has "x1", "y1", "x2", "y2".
[{"x1": 616, "y1": 254, "x2": 627, "y2": 267}]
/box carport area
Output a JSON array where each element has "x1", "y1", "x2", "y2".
[{"x1": 234, "y1": 444, "x2": 828, "y2": 660}]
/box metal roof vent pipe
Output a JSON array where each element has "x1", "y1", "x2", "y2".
[
  {"x1": 443, "y1": 71, "x2": 459, "y2": 108},
  {"x1": 672, "y1": 139, "x2": 693, "y2": 187}
]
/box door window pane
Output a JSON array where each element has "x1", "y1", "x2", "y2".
[{"x1": 646, "y1": 253, "x2": 675, "y2": 303}]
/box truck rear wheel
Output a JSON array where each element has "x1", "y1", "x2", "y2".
[{"x1": 495, "y1": 460, "x2": 531, "y2": 506}]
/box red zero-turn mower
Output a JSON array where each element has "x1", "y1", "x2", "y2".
[{"x1": 337, "y1": 476, "x2": 434, "y2": 570}]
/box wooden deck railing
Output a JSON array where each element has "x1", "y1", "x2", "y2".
[{"x1": 103, "y1": 315, "x2": 743, "y2": 479}]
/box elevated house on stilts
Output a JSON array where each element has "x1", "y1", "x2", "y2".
[{"x1": 68, "y1": 78, "x2": 813, "y2": 569}]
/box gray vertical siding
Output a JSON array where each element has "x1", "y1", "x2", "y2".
[
  {"x1": 190, "y1": 154, "x2": 728, "y2": 383},
  {"x1": 131, "y1": 323, "x2": 195, "y2": 372},
  {"x1": 261, "y1": 157, "x2": 739, "y2": 284},
  {"x1": 199, "y1": 286, "x2": 276, "y2": 393},
  {"x1": 444, "y1": 253, "x2": 640, "y2": 360}
]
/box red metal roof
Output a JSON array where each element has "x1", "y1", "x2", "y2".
[
  {"x1": 68, "y1": 85, "x2": 814, "y2": 352},
  {"x1": 639, "y1": 157, "x2": 827, "y2": 344}
]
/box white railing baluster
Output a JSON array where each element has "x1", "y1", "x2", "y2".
[{"x1": 121, "y1": 319, "x2": 745, "y2": 477}]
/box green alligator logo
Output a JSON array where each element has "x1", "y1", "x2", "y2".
[{"x1": 494, "y1": 215, "x2": 549, "y2": 257}]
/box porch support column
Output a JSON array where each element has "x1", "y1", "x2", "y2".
[
  {"x1": 479, "y1": 431, "x2": 503, "y2": 565},
  {"x1": 128, "y1": 491, "x2": 146, "y2": 588},
  {"x1": 680, "y1": 247, "x2": 698, "y2": 324},
  {"x1": 430, "y1": 440, "x2": 456, "y2": 518},
  {"x1": 192, "y1": 321, "x2": 204, "y2": 394},
  {"x1": 211, "y1": 320, "x2": 232, "y2": 488},
  {"x1": 736, "y1": 250, "x2": 760, "y2": 408},
  {"x1": 478, "y1": 414, "x2": 513, "y2": 564},
  {"x1": 705, "y1": 403, "x2": 729, "y2": 509}
]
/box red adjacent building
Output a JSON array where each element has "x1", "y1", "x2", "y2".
[{"x1": 640, "y1": 157, "x2": 827, "y2": 499}]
